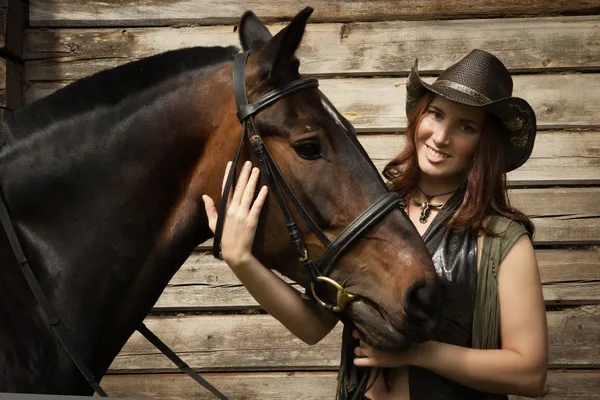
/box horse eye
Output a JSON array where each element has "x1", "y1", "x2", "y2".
[{"x1": 293, "y1": 140, "x2": 322, "y2": 160}]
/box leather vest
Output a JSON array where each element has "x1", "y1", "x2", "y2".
[{"x1": 409, "y1": 190, "x2": 483, "y2": 399}]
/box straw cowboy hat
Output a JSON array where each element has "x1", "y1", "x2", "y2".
[{"x1": 406, "y1": 49, "x2": 536, "y2": 172}]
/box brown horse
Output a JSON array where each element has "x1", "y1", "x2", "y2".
[{"x1": 0, "y1": 7, "x2": 439, "y2": 395}]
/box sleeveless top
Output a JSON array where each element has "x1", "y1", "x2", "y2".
[
  {"x1": 335, "y1": 190, "x2": 529, "y2": 400},
  {"x1": 409, "y1": 191, "x2": 529, "y2": 400}
]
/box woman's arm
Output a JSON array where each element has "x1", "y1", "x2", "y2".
[
  {"x1": 355, "y1": 235, "x2": 548, "y2": 397},
  {"x1": 202, "y1": 161, "x2": 338, "y2": 345}
]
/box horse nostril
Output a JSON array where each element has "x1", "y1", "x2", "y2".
[{"x1": 404, "y1": 279, "x2": 440, "y2": 323}]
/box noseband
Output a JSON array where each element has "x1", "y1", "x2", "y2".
[{"x1": 213, "y1": 51, "x2": 404, "y2": 313}]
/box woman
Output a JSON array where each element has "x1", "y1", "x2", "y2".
[{"x1": 202, "y1": 49, "x2": 548, "y2": 399}]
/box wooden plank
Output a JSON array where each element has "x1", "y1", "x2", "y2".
[
  {"x1": 100, "y1": 370, "x2": 600, "y2": 400},
  {"x1": 0, "y1": 0, "x2": 26, "y2": 58},
  {"x1": 109, "y1": 306, "x2": 600, "y2": 373},
  {"x1": 0, "y1": 54, "x2": 22, "y2": 110},
  {"x1": 22, "y1": 74, "x2": 600, "y2": 131},
  {"x1": 360, "y1": 130, "x2": 600, "y2": 186},
  {"x1": 29, "y1": 0, "x2": 600, "y2": 27},
  {"x1": 154, "y1": 247, "x2": 600, "y2": 311},
  {"x1": 23, "y1": 16, "x2": 600, "y2": 75},
  {"x1": 511, "y1": 188, "x2": 600, "y2": 245}
]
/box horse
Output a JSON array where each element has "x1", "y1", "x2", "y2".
[{"x1": 0, "y1": 7, "x2": 440, "y2": 395}]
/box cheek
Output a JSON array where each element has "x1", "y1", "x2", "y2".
[
  {"x1": 415, "y1": 118, "x2": 433, "y2": 143},
  {"x1": 454, "y1": 135, "x2": 480, "y2": 160}
]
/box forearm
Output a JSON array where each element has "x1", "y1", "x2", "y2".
[
  {"x1": 229, "y1": 255, "x2": 338, "y2": 344},
  {"x1": 414, "y1": 341, "x2": 546, "y2": 397}
]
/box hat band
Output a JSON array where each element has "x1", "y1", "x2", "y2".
[{"x1": 433, "y1": 80, "x2": 492, "y2": 104}]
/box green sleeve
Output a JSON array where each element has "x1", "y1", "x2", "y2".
[{"x1": 472, "y1": 216, "x2": 529, "y2": 350}]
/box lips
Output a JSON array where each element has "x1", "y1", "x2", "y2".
[{"x1": 426, "y1": 145, "x2": 450, "y2": 162}]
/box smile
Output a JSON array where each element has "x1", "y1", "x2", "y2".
[{"x1": 426, "y1": 145, "x2": 450, "y2": 159}]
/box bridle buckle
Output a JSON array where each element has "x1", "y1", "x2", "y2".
[{"x1": 310, "y1": 276, "x2": 357, "y2": 313}]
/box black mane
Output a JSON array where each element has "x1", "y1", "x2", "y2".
[{"x1": 5, "y1": 45, "x2": 239, "y2": 142}]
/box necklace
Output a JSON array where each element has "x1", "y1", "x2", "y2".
[{"x1": 410, "y1": 187, "x2": 457, "y2": 224}]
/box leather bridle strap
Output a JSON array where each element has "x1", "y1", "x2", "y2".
[
  {"x1": 315, "y1": 192, "x2": 404, "y2": 276},
  {"x1": 0, "y1": 190, "x2": 230, "y2": 399},
  {"x1": 213, "y1": 52, "x2": 327, "y2": 264}
]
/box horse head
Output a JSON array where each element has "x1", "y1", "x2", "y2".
[{"x1": 215, "y1": 8, "x2": 441, "y2": 350}]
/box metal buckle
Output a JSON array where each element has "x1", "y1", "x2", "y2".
[
  {"x1": 309, "y1": 276, "x2": 357, "y2": 313},
  {"x1": 298, "y1": 249, "x2": 308, "y2": 262}
]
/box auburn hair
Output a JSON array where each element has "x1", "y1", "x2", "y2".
[{"x1": 383, "y1": 92, "x2": 534, "y2": 236}]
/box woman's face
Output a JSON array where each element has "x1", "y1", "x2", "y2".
[{"x1": 415, "y1": 95, "x2": 485, "y2": 181}]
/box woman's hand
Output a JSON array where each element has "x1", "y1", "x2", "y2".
[
  {"x1": 202, "y1": 160, "x2": 268, "y2": 268},
  {"x1": 353, "y1": 330, "x2": 420, "y2": 368}
]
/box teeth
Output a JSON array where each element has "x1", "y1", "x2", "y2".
[{"x1": 428, "y1": 146, "x2": 449, "y2": 158}]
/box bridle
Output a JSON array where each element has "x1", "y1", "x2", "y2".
[{"x1": 213, "y1": 51, "x2": 405, "y2": 312}]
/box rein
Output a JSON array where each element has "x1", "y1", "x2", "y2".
[
  {"x1": 0, "y1": 190, "x2": 230, "y2": 398},
  {"x1": 213, "y1": 51, "x2": 405, "y2": 312}
]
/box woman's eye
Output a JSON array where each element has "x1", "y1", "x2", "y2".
[
  {"x1": 293, "y1": 141, "x2": 322, "y2": 160},
  {"x1": 460, "y1": 124, "x2": 476, "y2": 133},
  {"x1": 429, "y1": 110, "x2": 443, "y2": 120}
]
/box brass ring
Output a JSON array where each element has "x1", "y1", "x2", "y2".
[{"x1": 309, "y1": 276, "x2": 357, "y2": 313}]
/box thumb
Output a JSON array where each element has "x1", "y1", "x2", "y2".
[{"x1": 202, "y1": 195, "x2": 218, "y2": 233}]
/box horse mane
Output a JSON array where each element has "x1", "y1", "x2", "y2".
[{"x1": 4, "y1": 45, "x2": 239, "y2": 142}]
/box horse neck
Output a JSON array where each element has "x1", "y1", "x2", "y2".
[{"x1": 0, "y1": 70, "x2": 235, "y2": 384}]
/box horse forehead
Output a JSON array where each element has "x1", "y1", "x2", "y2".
[{"x1": 319, "y1": 98, "x2": 348, "y2": 132}]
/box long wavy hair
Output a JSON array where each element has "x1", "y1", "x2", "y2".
[{"x1": 383, "y1": 92, "x2": 534, "y2": 236}]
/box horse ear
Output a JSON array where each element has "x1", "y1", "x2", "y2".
[
  {"x1": 260, "y1": 7, "x2": 313, "y2": 82},
  {"x1": 238, "y1": 10, "x2": 273, "y2": 52}
]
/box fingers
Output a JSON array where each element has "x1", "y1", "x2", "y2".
[
  {"x1": 247, "y1": 186, "x2": 268, "y2": 225},
  {"x1": 202, "y1": 194, "x2": 217, "y2": 233},
  {"x1": 221, "y1": 161, "x2": 232, "y2": 196},
  {"x1": 240, "y1": 167, "x2": 261, "y2": 211},
  {"x1": 352, "y1": 329, "x2": 360, "y2": 339},
  {"x1": 231, "y1": 161, "x2": 253, "y2": 206}
]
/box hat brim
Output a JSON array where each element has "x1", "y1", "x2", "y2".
[{"x1": 406, "y1": 62, "x2": 536, "y2": 172}]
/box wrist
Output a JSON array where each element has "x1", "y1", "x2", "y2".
[
  {"x1": 226, "y1": 252, "x2": 256, "y2": 270},
  {"x1": 411, "y1": 341, "x2": 435, "y2": 368}
]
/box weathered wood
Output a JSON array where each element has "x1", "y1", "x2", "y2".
[
  {"x1": 510, "y1": 188, "x2": 600, "y2": 245},
  {"x1": 360, "y1": 130, "x2": 600, "y2": 186},
  {"x1": 29, "y1": 0, "x2": 600, "y2": 27},
  {"x1": 0, "y1": 0, "x2": 26, "y2": 58},
  {"x1": 22, "y1": 74, "x2": 600, "y2": 131},
  {"x1": 109, "y1": 306, "x2": 600, "y2": 373},
  {"x1": 154, "y1": 247, "x2": 600, "y2": 311},
  {"x1": 23, "y1": 16, "x2": 600, "y2": 75},
  {"x1": 100, "y1": 370, "x2": 600, "y2": 400},
  {"x1": 0, "y1": 55, "x2": 22, "y2": 109}
]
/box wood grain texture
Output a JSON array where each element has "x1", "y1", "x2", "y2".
[
  {"x1": 22, "y1": 74, "x2": 600, "y2": 131},
  {"x1": 23, "y1": 16, "x2": 600, "y2": 75},
  {"x1": 100, "y1": 370, "x2": 600, "y2": 400},
  {"x1": 0, "y1": 0, "x2": 26, "y2": 57},
  {"x1": 29, "y1": 0, "x2": 600, "y2": 27},
  {"x1": 108, "y1": 306, "x2": 600, "y2": 372}
]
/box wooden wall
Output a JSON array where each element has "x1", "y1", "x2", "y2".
[{"x1": 21, "y1": 1, "x2": 600, "y2": 399}]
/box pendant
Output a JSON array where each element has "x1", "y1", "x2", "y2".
[{"x1": 419, "y1": 202, "x2": 431, "y2": 223}]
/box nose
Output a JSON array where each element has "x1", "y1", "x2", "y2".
[
  {"x1": 404, "y1": 279, "x2": 442, "y2": 332},
  {"x1": 431, "y1": 125, "x2": 450, "y2": 145}
]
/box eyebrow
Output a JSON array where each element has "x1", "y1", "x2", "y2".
[{"x1": 429, "y1": 104, "x2": 482, "y2": 127}]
